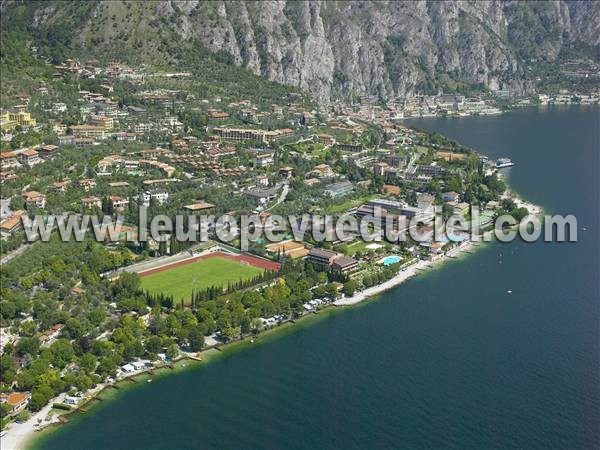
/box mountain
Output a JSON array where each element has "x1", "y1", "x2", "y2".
[{"x1": 3, "y1": 1, "x2": 599, "y2": 103}]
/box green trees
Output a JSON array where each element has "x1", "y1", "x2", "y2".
[
  {"x1": 79, "y1": 353, "x2": 97, "y2": 374},
  {"x1": 326, "y1": 283, "x2": 339, "y2": 300},
  {"x1": 188, "y1": 326, "x2": 205, "y2": 352},
  {"x1": 483, "y1": 173, "x2": 506, "y2": 199},
  {"x1": 48, "y1": 339, "x2": 75, "y2": 369},
  {"x1": 16, "y1": 337, "x2": 40, "y2": 358},
  {"x1": 64, "y1": 318, "x2": 84, "y2": 340},
  {"x1": 165, "y1": 343, "x2": 179, "y2": 360},
  {"x1": 511, "y1": 207, "x2": 530, "y2": 222},
  {"x1": 145, "y1": 336, "x2": 163, "y2": 355},
  {"x1": 96, "y1": 357, "x2": 118, "y2": 379},
  {"x1": 29, "y1": 388, "x2": 53, "y2": 412},
  {"x1": 343, "y1": 280, "x2": 358, "y2": 297},
  {"x1": 0, "y1": 353, "x2": 16, "y2": 385},
  {"x1": 222, "y1": 326, "x2": 241, "y2": 342},
  {"x1": 113, "y1": 272, "x2": 141, "y2": 298}
]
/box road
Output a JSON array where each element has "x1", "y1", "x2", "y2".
[
  {"x1": 0, "y1": 198, "x2": 12, "y2": 219},
  {"x1": 0, "y1": 245, "x2": 29, "y2": 265},
  {"x1": 265, "y1": 183, "x2": 290, "y2": 211}
]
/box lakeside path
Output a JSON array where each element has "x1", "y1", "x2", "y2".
[
  {"x1": 334, "y1": 259, "x2": 434, "y2": 306},
  {"x1": 333, "y1": 238, "x2": 482, "y2": 307}
]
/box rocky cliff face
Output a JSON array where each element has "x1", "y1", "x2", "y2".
[{"x1": 17, "y1": 0, "x2": 600, "y2": 103}]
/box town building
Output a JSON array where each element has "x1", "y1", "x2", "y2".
[
  {"x1": 18, "y1": 149, "x2": 42, "y2": 167},
  {"x1": 324, "y1": 180, "x2": 354, "y2": 197},
  {"x1": 442, "y1": 191, "x2": 460, "y2": 203},
  {"x1": 0, "y1": 210, "x2": 26, "y2": 238},
  {"x1": 306, "y1": 248, "x2": 342, "y2": 267},
  {"x1": 318, "y1": 134, "x2": 334, "y2": 145},
  {"x1": 207, "y1": 110, "x2": 230, "y2": 121},
  {"x1": 331, "y1": 255, "x2": 359, "y2": 273},
  {"x1": 256, "y1": 175, "x2": 269, "y2": 186},
  {"x1": 140, "y1": 189, "x2": 169, "y2": 207},
  {"x1": 183, "y1": 202, "x2": 215, "y2": 213},
  {"x1": 8, "y1": 110, "x2": 36, "y2": 128},
  {"x1": 81, "y1": 196, "x2": 102, "y2": 209},
  {"x1": 37, "y1": 144, "x2": 59, "y2": 159},
  {"x1": 373, "y1": 162, "x2": 389, "y2": 177},
  {"x1": 336, "y1": 142, "x2": 363, "y2": 152},
  {"x1": 253, "y1": 153, "x2": 274, "y2": 167},
  {"x1": 0, "y1": 151, "x2": 21, "y2": 170},
  {"x1": 385, "y1": 155, "x2": 407, "y2": 168},
  {"x1": 70, "y1": 125, "x2": 106, "y2": 139},
  {"x1": 311, "y1": 164, "x2": 334, "y2": 179},
  {"x1": 0, "y1": 392, "x2": 31, "y2": 416},
  {"x1": 279, "y1": 166, "x2": 294, "y2": 179},
  {"x1": 0, "y1": 171, "x2": 18, "y2": 183},
  {"x1": 244, "y1": 187, "x2": 279, "y2": 206},
  {"x1": 109, "y1": 195, "x2": 130, "y2": 211},
  {"x1": 51, "y1": 180, "x2": 71, "y2": 192},
  {"x1": 78, "y1": 179, "x2": 97, "y2": 191},
  {"x1": 22, "y1": 191, "x2": 46, "y2": 209},
  {"x1": 114, "y1": 132, "x2": 137, "y2": 142},
  {"x1": 213, "y1": 127, "x2": 293, "y2": 144}
]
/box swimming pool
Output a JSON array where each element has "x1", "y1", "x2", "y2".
[{"x1": 382, "y1": 255, "x2": 401, "y2": 265}]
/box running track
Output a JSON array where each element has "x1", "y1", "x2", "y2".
[{"x1": 138, "y1": 251, "x2": 281, "y2": 278}]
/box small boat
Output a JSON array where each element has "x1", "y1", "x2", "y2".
[
  {"x1": 147, "y1": 379, "x2": 152, "y2": 383},
  {"x1": 496, "y1": 158, "x2": 514, "y2": 168},
  {"x1": 507, "y1": 290, "x2": 513, "y2": 294}
]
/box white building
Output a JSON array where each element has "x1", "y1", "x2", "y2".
[{"x1": 140, "y1": 189, "x2": 169, "y2": 207}]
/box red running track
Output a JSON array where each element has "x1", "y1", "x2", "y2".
[{"x1": 138, "y1": 251, "x2": 281, "y2": 278}]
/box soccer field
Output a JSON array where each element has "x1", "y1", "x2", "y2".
[{"x1": 140, "y1": 256, "x2": 264, "y2": 302}]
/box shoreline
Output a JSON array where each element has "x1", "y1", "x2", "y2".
[
  {"x1": 6, "y1": 198, "x2": 542, "y2": 450},
  {"x1": 334, "y1": 233, "x2": 485, "y2": 307}
]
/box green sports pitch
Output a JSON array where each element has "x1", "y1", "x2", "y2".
[{"x1": 140, "y1": 256, "x2": 264, "y2": 302}]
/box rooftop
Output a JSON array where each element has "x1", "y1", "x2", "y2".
[{"x1": 184, "y1": 202, "x2": 216, "y2": 211}]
